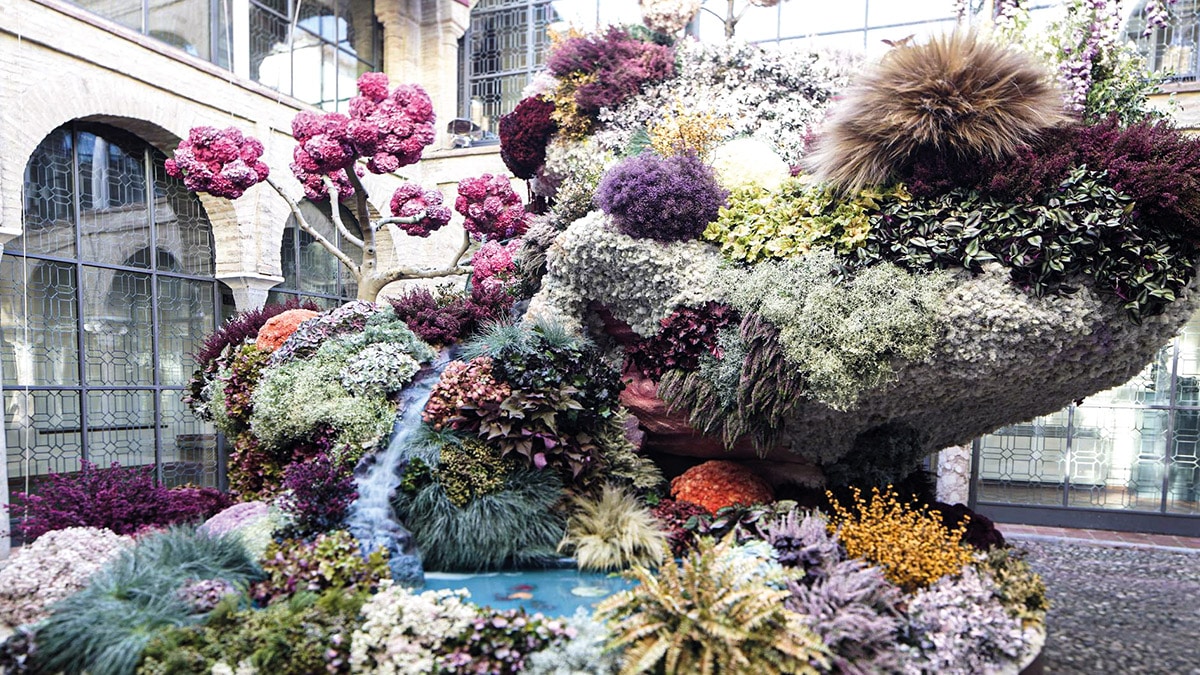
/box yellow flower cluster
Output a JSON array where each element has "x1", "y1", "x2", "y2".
[
  {"x1": 648, "y1": 99, "x2": 730, "y2": 159},
  {"x1": 828, "y1": 486, "x2": 973, "y2": 593},
  {"x1": 550, "y1": 72, "x2": 598, "y2": 138}
]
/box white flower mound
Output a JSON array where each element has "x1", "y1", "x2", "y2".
[{"x1": 710, "y1": 138, "x2": 791, "y2": 192}]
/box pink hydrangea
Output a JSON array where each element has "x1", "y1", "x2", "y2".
[
  {"x1": 454, "y1": 174, "x2": 529, "y2": 241},
  {"x1": 389, "y1": 183, "x2": 453, "y2": 237},
  {"x1": 290, "y1": 110, "x2": 363, "y2": 200},
  {"x1": 470, "y1": 239, "x2": 519, "y2": 289},
  {"x1": 165, "y1": 126, "x2": 270, "y2": 199},
  {"x1": 347, "y1": 74, "x2": 437, "y2": 174}
]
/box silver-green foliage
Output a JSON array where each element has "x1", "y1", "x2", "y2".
[
  {"x1": 718, "y1": 250, "x2": 950, "y2": 410},
  {"x1": 33, "y1": 527, "x2": 262, "y2": 675},
  {"x1": 340, "y1": 342, "x2": 420, "y2": 398},
  {"x1": 523, "y1": 608, "x2": 621, "y2": 675},
  {"x1": 391, "y1": 465, "x2": 567, "y2": 571}
]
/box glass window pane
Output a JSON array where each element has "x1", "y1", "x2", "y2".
[
  {"x1": 1069, "y1": 406, "x2": 1166, "y2": 511},
  {"x1": 158, "y1": 278, "x2": 216, "y2": 386},
  {"x1": 250, "y1": 2, "x2": 292, "y2": 87},
  {"x1": 18, "y1": 127, "x2": 77, "y2": 258},
  {"x1": 0, "y1": 256, "x2": 80, "y2": 387},
  {"x1": 67, "y1": 0, "x2": 143, "y2": 31},
  {"x1": 83, "y1": 266, "x2": 154, "y2": 386},
  {"x1": 974, "y1": 412, "x2": 1069, "y2": 507},
  {"x1": 149, "y1": 0, "x2": 213, "y2": 61},
  {"x1": 161, "y1": 392, "x2": 219, "y2": 488},
  {"x1": 154, "y1": 158, "x2": 216, "y2": 276},
  {"x1": 77, "y1": 131, "x2": 152, "y2": 268},
  {"x1": 1169, "y1": 409, "x2": 1200, "y2": 514},
  {"x1": 6, "y1": 389, "x2": 83, "y2": 483},
  {"x1": 86, "y1": 389, "x2": 157, "y2": 470}
]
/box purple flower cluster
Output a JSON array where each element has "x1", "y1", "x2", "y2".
[
  {"x1": 626, "y1": 302, "x2": 740, "y2": 379},
  {"x1": 165, "y1": 126, "x2": 270, "y2": 199},
  {"x1": 470, "y1": 240, "x2": 519, "y2": 290},
  {"x1": 546, "y1": 26, "x2": 675, "y2": 117},
  {"x1": 455, "y1": 174, "x2": 530, "y2": 241},
  {"x1": 347, "y1": 75, "x2": 436, "y2": 174},
  {"x1": 278, "y1": 452, "x2": 357, "y2": 537},
  {"x1": 440, "y1": 610, "x2": 573, "y2": 674},
  {"x1": 7, "y1": 461, "x2": 231, "y2": 540},
  {"x1": 595, "y1": 152, "x2": 728, "y2": 242},
  {"x1": 1058, "y1": 0, "x2": 1121, "y2": 113},
  {"x1": 499, "y1": 96, "x2": 558, "y2": 179},
  {"x1": 389, "y1": 183, "x2": 453, "y2": 237}
]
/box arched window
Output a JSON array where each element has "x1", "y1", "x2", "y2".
[
  {"x1": 267, "y1": 200, "x2": 362, "y2": 308},
  {"x1": 3, "y1": 122, "x2": 234, "y2": 502}
]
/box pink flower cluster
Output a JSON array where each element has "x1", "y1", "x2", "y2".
[
  {"x1": 290, "y1": 110, "x2": 361, "y2": 200},
  {"x1": 165, "y1": 126, "x2": 270, "y2": 199},
  {"x1": 289, "y1": 73, "x2": 436, "y2": 200},
  {"x1": 470, "y1": 239, "x2": 519, "y2": 289},
  {"x1": 454, "y1": 174, "x2": 529, "y2": 241},
  {"x1": 348, "y1": 74, "x2": 437, "y2": 174},
  {"x1": 389, "y1": 183, "x2": 453, "y2": 237}
]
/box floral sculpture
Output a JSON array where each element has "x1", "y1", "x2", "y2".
[
  {"x1": 517, "y1": 24, "x2": 1200, "y2": 484},
  {"x1": 164, "y1": 126, "x2": 269, "y2": 199}
]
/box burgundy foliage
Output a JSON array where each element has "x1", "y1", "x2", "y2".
[
  {"x1": 7, "y1": 461, "x2": 231, "y2": 540},
  {"x1": 389, "y1": 285, "x2": 512, "y2": 347},
  {"x1": 278, "y1": 452, "x2": 358, "y2": 537},
  {"x1": 595, "y1": 152, "x2": 728, "y2": 242},
  {"x1": 626, "y1": 302, "x2": 740, "y2": 379},
  {"x1": 499, "y1": 96, "x2": 558, "y2": 179},
  {"x1": 229, "y1": 424, "x2": 340, "y2": 499},
  {"x1": 932, "y1": 501, "x2": 1007, "y2": 551},
  {"x1": 546, "y1": 26, "x2": 675, "y2": 117},
  {"x1": 650, "y1": 499, "x2": 710, "y2": 557}
]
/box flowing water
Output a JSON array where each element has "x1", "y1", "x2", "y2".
[{"x1": 347, "y1": 354, "x2": 451, "y2": 585}]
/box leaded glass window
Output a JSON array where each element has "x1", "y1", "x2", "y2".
[
  {"x1": 1128, "y1": 0, "x2": 1200, "y2": 81},
  {"x1": 5, "y1": 123, "x2": 232, "y2": 511},
  {"x1": 460, "y1": 0, "x2": 559, "y2": 140},
  {"x1": 266, "y1": 200, "x2": 361, "y2": 308}
]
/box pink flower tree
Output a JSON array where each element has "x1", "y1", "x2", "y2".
[{"x1": 169, "y1": 72, "x2": 527, "y2": 301}]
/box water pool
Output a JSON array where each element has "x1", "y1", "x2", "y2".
[{"x1": 422, "y1": 567, "x2": 638, "y2": 617}]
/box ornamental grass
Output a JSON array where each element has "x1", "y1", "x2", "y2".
[{"x1": 827, "y1": 486, "x2": 973, "y2": 593}]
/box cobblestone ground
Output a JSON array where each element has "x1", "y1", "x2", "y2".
[{"x1": 1018, "y1": 540, "x2": 1200, "y2": 674}]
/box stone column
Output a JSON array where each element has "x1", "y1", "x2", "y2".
[
  {"x1": 376, "y1": 0, "x2": 422, "y2": 82},
  {"x1": 936, "y1": 444, "x2": 973, "y2": 506},
  {"x1": 0, "y1": 231, "x2": 20, "y2": 559},
  {"x1": 216, "y1": 273, "x2": 285, "y2": 311}
]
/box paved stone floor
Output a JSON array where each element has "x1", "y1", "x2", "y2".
[{"x1": 999, "y1": 524, "x2": 1200, "y2": 674}]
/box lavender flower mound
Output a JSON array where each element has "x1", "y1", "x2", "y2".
[
  {"x1": 761, "y1": 510, "x2": 842, "y2": 585},
  {"x1": 165, "y1": 126, "x2": 269, "y2": 199},
  {"x1": 347, "y1": 74, "x2": 437, "y2": 174},
  {"x1": 389, "y1": 183, "x2": 452, "y2": 237},
  {"x1": 0, "y1": 527, "x2": 132, "y2": 627},
  {"x1": 202, "y1": 501, "x2": 269, "y2": 538},
  {"x1": 786, "y1": 559, "x2": 904, "y2": 675},
  {"x1": 595, "y1": 152, "x2": 727, "y2": 242},
  {"x1": 270, "y1": 300, "x2": 386, "y2": 364},
  {"x1": 898, "y1": 566, "x2": 1028, "y2": 675}
]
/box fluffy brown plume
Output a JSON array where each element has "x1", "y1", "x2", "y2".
[{"x1": 806, "y1": 31, "x2": 1068, "y2": 193}]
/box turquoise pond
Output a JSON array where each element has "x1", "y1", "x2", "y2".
[{"x1": 421, "y1": 567, "x2": 638, "y2": 617}]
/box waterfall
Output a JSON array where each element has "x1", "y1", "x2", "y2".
[{"x1": 347, "y1": 353, "x2": 450, "y2": 585}]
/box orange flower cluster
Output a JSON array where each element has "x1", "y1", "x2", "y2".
[
  {"x1": 669, "y1": 460, "x2": 774, "y2": 515},
  {"x1": 255, "y1": 309, "x2": 318, "y2": 352}
]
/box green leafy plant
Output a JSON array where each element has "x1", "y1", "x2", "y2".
[
  {"x1": 978, "y1": 546, "x2": 1049, "y2": 626},
  {"x1": 558, "y1": 484, "x2": 667, "y2": 572},
  {"x1": 253, "y1": 530, "x2": 389, "y2": 604},
  {"x1": 436, "y1": 437, "x2": 517, "y2": 507},
  {"x1": 597, "y1": 535, "x2": 831, "y2": 675},
  {"x1": 34, "y1": 527, "x2": 262, "y2": 675}
]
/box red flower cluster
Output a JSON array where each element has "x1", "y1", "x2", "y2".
[
  {"x1": 389, "y1": 182, "x2": 453, "y2": 237},
  {"x1": 455, "y1": 174, "x2": 529, "y2": 241},
  {"x1": 499, "y1": 96, "x2": 557, "y2": 179},
  {"x1": 254, "y1": 308, "x2": 319, "y2": 352},
  {"x1": 651, "y1": 499, "x2": 710, "y2": 557},
  {"x1": 165, "y1": 126, "x2": 270, "y2": 199},
  {"x1": 669, "y1": 460, "x2": 775, "y2": 515},
  {"x1": 347, "y1": 76, "x2": 436, "y2": 174}
]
